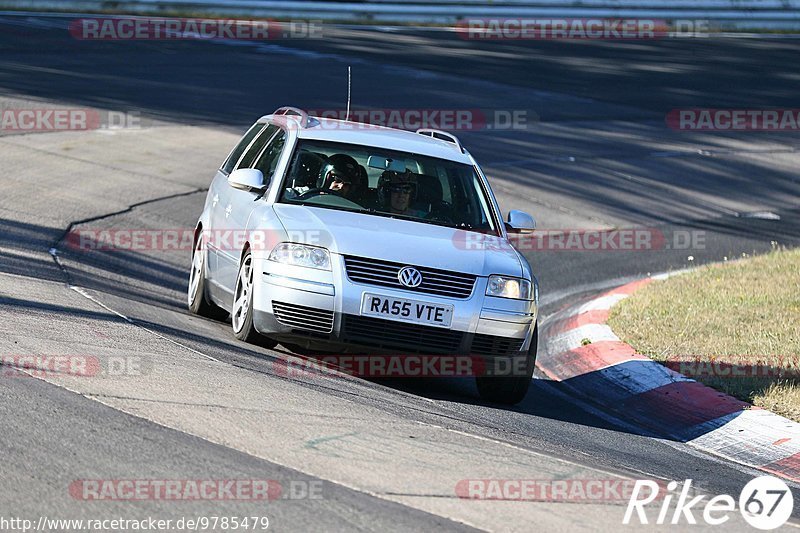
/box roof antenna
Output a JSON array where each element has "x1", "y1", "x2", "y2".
[{"x1": 345, "y1": 66, "x2": 352, "y2": 121}]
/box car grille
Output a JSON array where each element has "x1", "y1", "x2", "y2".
[
  {"x1": 343, "y1": 256, "x2": 476, "y2": 299},
  {"x1": 471, "y1": 334, "x2": 525, "y2": 357},
  {"x1": 272, "y1": 301, "x2": 334, "y2": 333},
  {"x1": 341, "y1": 315, "x2": 464, "y2": 354}
]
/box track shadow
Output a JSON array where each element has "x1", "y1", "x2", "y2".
[
  {"x1": 0, "y1": 217, "x2": 70, "y2": 282},
  {"x1": 3, "y1": 20, "x2": 799, "y2": 126},
  {"x1": 0, "y1": 294, "x2": 284, "y2": 371},
  {"x1": 361, "y1": 373, "x2": 641, "y2": 434}
]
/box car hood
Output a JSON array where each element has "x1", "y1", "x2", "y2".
[{"x1": 272, "y1": 204, "x2": 523, "y2": 277}]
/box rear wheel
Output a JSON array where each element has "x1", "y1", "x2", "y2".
[
  {"x1": 475, "y1": 324, "x2": 538, "y2": 405},
  {"x1": 232, "y1": 250, "x2": 277, "y2": 348},
  {"x1": 188, "y1": 232, "x2": 226, "y2": 319}
]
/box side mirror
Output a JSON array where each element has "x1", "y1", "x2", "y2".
[
  {"x1": 505, "y1": 210, "x2": 536, "y2": 234},
  {"x1": 228, "y1": 168, "x2": 267, "y2": 192}
]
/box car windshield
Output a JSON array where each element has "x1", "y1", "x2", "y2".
[{"x1": 278, "y1": 140, "x2": 499, "y2": 235}]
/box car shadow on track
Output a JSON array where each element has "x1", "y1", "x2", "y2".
[
  {"x1": 340, "y1": 360, "x2": 751, "y2": 444},
  {"x1": 366, "y1": 373, "x2": 636, "y2": 433}
]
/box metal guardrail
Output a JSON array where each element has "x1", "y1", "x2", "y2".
[{"x1": 2, "y1": 0, "x2": 800, "y2": 28}]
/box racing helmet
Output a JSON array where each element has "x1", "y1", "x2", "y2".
[
  {"x1": 377, "y1": 170, "x2": 417, "y2": 206},
  {"x1": 318, "y1": 153, "x2": 360, "y2": 189}
]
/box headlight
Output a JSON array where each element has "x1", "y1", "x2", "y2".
[
  {"x1": 486, "y1": 275, "x2": 532, "y2": 300},
  {"x1": 269, "y1": 243, "x2": 331, "y2": 271}
]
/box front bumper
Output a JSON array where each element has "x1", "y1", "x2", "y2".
[{"x1": 253, "y1": 254, "x2": 537, "y2": 356}]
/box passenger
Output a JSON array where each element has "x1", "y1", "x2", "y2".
[{"x1": 378, "y1": 170, "x2": 426, "y2": 218}]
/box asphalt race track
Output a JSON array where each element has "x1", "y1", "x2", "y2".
[{"x1": 1, "y1": 13, "x2": 800, "y2": 532}]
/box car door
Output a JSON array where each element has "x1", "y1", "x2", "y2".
[
  {"x1": 215, "y1": 125, "x2": 282, "y2": 302},
  {"x1": 206, "y1": 121, "x2": 267, "y2": 284}
]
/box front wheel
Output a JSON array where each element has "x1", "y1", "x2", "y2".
[
  {"x1": 232, "y1": 250, "x2": 277, "y2": 348},
  {"x1": 475, "y1": 324, "x2": 538, "y2": 405}
]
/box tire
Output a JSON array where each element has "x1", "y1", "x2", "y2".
[
  {"x1": 231, "y1": 250, "x2": 277, "y2": 348},
  {"x1": 188, "y1": 232, "x2": 226, "y2": 319},
  {"x1": 475, "y1": 324, "x2": 538, "y2": 405}
]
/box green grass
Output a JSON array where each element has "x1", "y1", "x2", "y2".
[{"x1": 608, "y1": 249, "x2": 800, "y2": 421}]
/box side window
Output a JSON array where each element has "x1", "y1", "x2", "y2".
[
  {"x1": 254, "y1": 130, "x2": 287, "y2": 180},
  {"x1": 221, "y1": 122, "x2": 265, "y2": 174},
  {"x1": 236, "y1": 125, "x2": 278, "y2": 170},
  {"x1": 438, "y1": 174, "x2": 452, "y2": 203}
]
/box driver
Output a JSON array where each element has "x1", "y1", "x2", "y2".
[{"x1": 320, "y1": 154, "x2": 361, "y2": 200}]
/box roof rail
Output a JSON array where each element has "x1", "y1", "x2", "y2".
[
  {"x1": 415, "y1": 128, "x2": 465, "y2": 153},
  {"x1": 273, "y1": 106, "x2": 311, "y2": 128}
]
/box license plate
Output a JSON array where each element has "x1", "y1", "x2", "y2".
[{"x1": 361, "y1": 293, "x2": 454, "y2": 328}]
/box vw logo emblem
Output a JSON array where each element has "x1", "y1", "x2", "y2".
[{"x1": 398, "y1": 266, "x2": 423, "y2": 288}]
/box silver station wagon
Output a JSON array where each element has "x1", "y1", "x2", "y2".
[{"x1": 189, "y1": 107, "x2": 539, "y2": 403}]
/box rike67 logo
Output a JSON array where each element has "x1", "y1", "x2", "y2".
[{"x1": 625, "y1": 476, "x2": 794, "y2": 529}]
